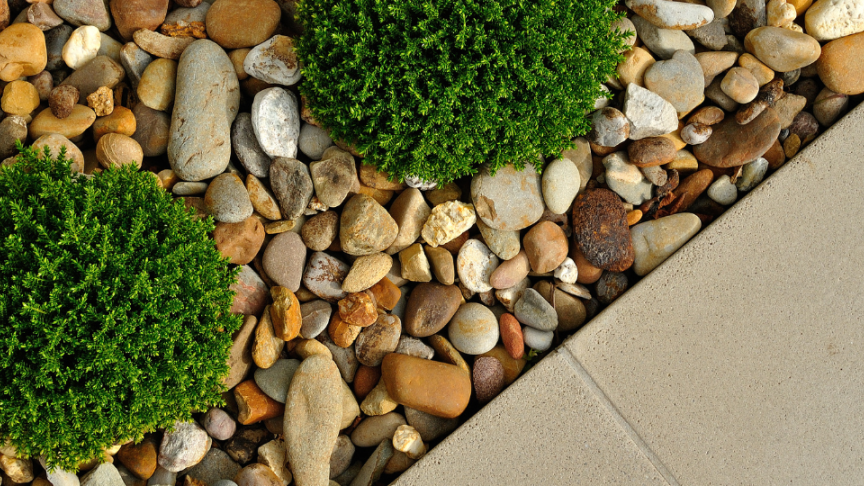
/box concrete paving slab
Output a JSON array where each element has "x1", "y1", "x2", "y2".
[
  {"x1": 390, "y1": 350, "x2": 670, "y2": 485},
  {"x1": 565, "y1": 103, "x2": 864, "y2": 485}
]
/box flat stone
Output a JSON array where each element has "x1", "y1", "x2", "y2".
[
  {"x1": 572, "y1": 189, "x2": 635, "y2": 272},
  {"x1": 340, "y1": 194, "x2": 399, "y2": 256},
  {"x1": 298, "y1": 123, "x2": 333, "y2": 160},
  {"x1": 342, "y1": 253, "x2": 392, "y2": 293},
  {"x1": 523, "y1": 221, "x2": 568, "y2": 274},
  {"x1": 721, "y1": 66, "x2": 760, "y2": 104},
  {"x1": 168, "y1": 40, "x2": 238, "y2": 181},
  {"x1": 229, "y1": 265, "x2": 268, "y2": 317},
  {"x1": 626, "y1": 0, "x2": 714, "y2": 30},
  {"x1": 330, "y1": 436, "x2": 355, "y2": 479},
  {"x1": 270, "y1": 157, "x2": 313, "y2": 221},
  {"x1": 303, "y1": 252, "x2": 349, "y2": 302},
  {"x1": 131, "y1": 104, "x2": 169, "y2": 157},
  {"x1": 351, "y1": 413, "x2": 407, "y2": 448},
  {"x1": 254, "y1": 359, "x2": 300, "y2": 404},
  {"x1": 617, "y1": 46, "x2": 656, "y2": 88},
  {"x1": 623, "y1": 83, "x2": 679, "y2": 140},
  {"x1": 301, "y1": 210, "x2": 338, "y2": 251},
  {"x1": 696, "y1": 51, "x2": 740, "y2": 86},
  {"x1": 232, "y1": 113, "x2": 271, "y2": 178},
  {"x1": 694, "y1": 107, "x2": 781, "y2": 167},
  {"x1": 644, "y1": 50, "x2": 704, "y2": 114},
  {"x1": 213, "y1": 217, "x2": 265, "y2": 265},
  {"x1": 816, "y1": 31, "x2": 864, "y2": 95},
  {"x1": 631, "y1": 213, "x2": 702, "y2": 276},
  {"x1": 399, "y1": 244, "x2": 432, "y2": 283},
  {"x1": 490, "y1": 250, "x2": 531, "y2": 290},
  {"x1": 475, "y1": 218, "x2": 520, "y2": 261},
  {"x1": 470, "y1": 163, "x2": 544, "y2": 231},
  {"x1": 687, "y1": 18, "x2": 728, "y2": 50},
  {"x1": 381, "y1": 353, "x2": 471, "y2": 419},
  {"x1": 243, "y1": 35, "x2": 301, "y2": 86},
  {"x1": 744, "y1": 26, "x2": 821, "y2": 72},
  {"x1": 386, "y1": 188, "x2": 431, "y2": 254},
  {"x1": 0, "y1": 24, "x2": 47, "y2": 82},
  {"x1": 132, "y1": 30, "x2": 193, "y2": 60},
  {"x1": 632, "y1": 15, "x2": 695, "y2": 60},
  {"x1": 251, "y1": 87, "x2": 299, "y2": 159}
]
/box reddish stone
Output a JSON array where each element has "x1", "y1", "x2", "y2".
[
  {"x1": 213, "y1": 217, "x2": 265, "y2": 265},
  {"x1": 110, "y1": 0, "x2": 170, "y2": 41},
  {"x1": 338, "y1": 292, "x2": 377, "y2": 327},
  {"x1": 440, "y1": 230, "x2": 469, "y2": 255},
  {"x1": 234, "y1": 380, "x2": 285, "y2": 425},
  {"x1": 499, "y1": 313, "x2": 524, "y2": 360},
  {"x1": 472, "y1": 357, "x2": 505, "y2": 403},
  {"x1": 353, "y1": 365, "x2": 381, "y2": 400},
  {"x1": 522, "y1": 221, "x2": 568, "y2": 274},
  {"x1": 673, "y1": 169, "x2": 714, "y2": 212},
  {"x1": 328, "y1": 312, "x2": 361, "y2": 347},
  {"x1": 367, "y1": 277, "x2": 401, "y2": 311},
  {"x1": 116, "y1": 438, "x2": 157, "y2": 480},
  {"x1": 627, "y1": 137, "x2": 676, "y2": 167},
  {"x1": 229, "y1": 266, "x2": 268, "y2": 316},
  {"x1": 572, "y1": 189, "x2": 634, "y2": 272},
  {"x1": 693, "y1": 107, "x2": 781, "y2": 168}
]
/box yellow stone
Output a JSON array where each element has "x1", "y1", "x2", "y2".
[
  {"x1": 1, "y1": 80, "x2": 39, "y2": 116},
  {"x1": 29, "y1": 105, "x2": 96, "y2": 139},
  {"x1": 137, "y1": 58, "x2": 177, "y2": 111},
  {"x1": 0, "y1": 24, "x2": 47, "y2": 81},
  {"x1": 665, "y1": 149, "x2": 699, "y2": 172},
  {"x1": 738, "y1": 53, "x2": 775, "y2": 86},
  {"x1": 617, "y1": 47, "x2": 655, "y2": 88}
]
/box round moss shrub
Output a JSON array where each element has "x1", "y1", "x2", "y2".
[
  {"x1": 0, "y1": 146, "x2": 242, "y2": 471},
  {"x1": 297, "y1": 0, "x2": 629, "y2": 184}
]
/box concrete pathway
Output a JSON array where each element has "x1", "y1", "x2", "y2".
[{"x1": 392, "y1": 104, "x2": 864, "y2": 485}]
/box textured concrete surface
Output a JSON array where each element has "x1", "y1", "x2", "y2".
[{"x1": 391, "y1": 103, "x2": 864, "y2": 485}]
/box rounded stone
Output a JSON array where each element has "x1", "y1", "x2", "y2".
[
  {"x1": 572, "y1": 189, "x2": 635, "y2": 272},
  {"x1": 232, "y1": 112, "x2": 271, "y2": 178},
  {"x1": 0, "y1": 116, "x2": 27, "y2": 160},
  {"x1": 29, "y1": 104, "x2": 96, "y2": 141},
  {"x1": 301, "y1": 210, "x2": 339, "y2": 252},
  {"x1": 522, "y1": 221, "x2": 568, "y2": 274},
  {"x1": 201, "y1": 408, "x2": 237, "y2": 441},
  {"x1": 233, "y1": 464, "x2": 281, "y2": 486},
  {"x1": 62, "y1": 25, "x2": 100, "y2": 70},
  {"x1": 522, "y1": 327, "x2": 554, "y2": 352},
  {"x1": 254, "y1": 359, "x2": 300, "y2": 403},
  {"x1": 694, "y1": 107, "x2": 781, "y2": 167},
  {"x1": 0, "y1": 24, "x2": 47, "y2": 82},
  {"x1": 643, "y1": 50, "x2": 705, "y2": 114},
  {"x1": 32, "y1": 134, "x2": 84, "y2": 173},
  {"x1": 110, "y1": 0, "x2": 169, "y2": 40},
  {"x1": 262, "y1": 231, "x2": 306, "y2": 291},
  {"x1": 707, "y1": 174, "x2": 738, "y2": 205},
  {"x1": 132, "y1": 103, "x2": 170, "y2": 157},
  {"x1": 542, "y1": 157, "x2": 581, "y2": 214},
  {"x1": 595, "y1": 271, "x2": 629, "y2": 304},
  {"x1": 158, "y1": 421, "x2": 212, "y2": 473},
  {"x1": 2, "y1": 80, "x2": 40, "y2": 116},
  {"x1": 404, "y1": 283, "x2": 462, "y2": 337},
  {"x1": 213, "y1": 217, "x2": 265, "y2": 265},
  {"x1": 628, "y1": 137, "x2": 677, "y2": 167},
  {"x1": 514, "y1": 288, "x2": 558, "y2": 331},
  {"x1": 816, "y1": 31, "x2": 864, "y2": 95},
  {"x1": 54, "y1": 0, "x2": 112, "y2": 31},
  {"x1": 588, "y1": 107, "x2": 630, "y2": 147},
  {"x1": 404, "y1": 407, "x2": 459, "y2": 442},
  {"x1": 448, "y1": 303, "x2": 499, "y2": 355},
  {"x1": 355, "y1": 314, "x2": 402, "y2": 366},
  {"x1": 204, "y1": 173, "x2": 254, "y2": 224},
  {"x1": 137, "y1": 58, "x2": 177, "y2": 111},
  {"x1": 96, "y1": 133, "x2": 143, "y2": 169},
  {"x1": 631, "y1": 213, "x2": 702, "y2": 276},
  {"x1": 721, "y1": 66, "x2": 760, "y2": 104},
  {"x1": 251, "y1": 87, "x2": 300, "y2": 159},
  {"x1": 206, "y1": 0, "x2": 281, "y2": 49},
  {"x1": 243, "y1": 35, "x2": 301, "y2": 86},
  {"x1": 343, "y1": 253, "x2": 393, "y2": 293},
  {"x1": 350, "y1": 412, "x2": 407, "y2": 448},
  {"x1": 456, "y1": 239, "x2": 499, "y2": 293},
  {"x1": 298, "y1": 123, "x2": 333, "y2": 160},
  {"x1": 470, "y1": 163, "x2": 544, "y2": 231},
  {"x1": 340, "y1": 194, "x2": 399, "y2": 256},
  {"x1": 805, "y1": 0, "x2": 864, "y2": 41},
  {"x1": 744, "y1": 26, "x2": 822, "y2": 72},
  {"x1": 473, "y1": 356, "x2": 505, "y2": 403},
  {"x1": 270, "y1": 156, "x2": 313, "y2": 221}
]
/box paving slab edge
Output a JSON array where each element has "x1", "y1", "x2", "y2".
[{"x1": 389, "y1": 102, "x2": 864, "y2": 485}]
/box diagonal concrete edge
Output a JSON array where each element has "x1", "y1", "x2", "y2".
[{"x1": 564, "y1": 101, "x2": 864, "y2": 485}]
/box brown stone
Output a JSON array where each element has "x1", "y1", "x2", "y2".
[
  {"x1": 93, "y1": 106, "x2": 136, "y2": 143},
  {"x1": 252, "y1": 306, "x2": 283, "y2": 369},
  {"x1": 571, "y1": 189, "x2": 635, "y2": 272},
  {"x1": 206, "y1": 0, "x2": 281, "y2": 49},
  {"x1": 61, "y1": 56, "x2": 126, "y2": 99},
  {"x1": 213, "y1": 217, "x2": 265, "y2": 265},
  {"x1": 381, "y1": 353, "x2": 471, "y2": 419},
  {"x1": 763, "y1": 138, "x2": 786, "y2": 170},
  {"x1": 87, "y1": 86, "x2": 114, "y2": 117},
  {"x1": 522, "y1": 221, "x2": 568, "y2": 274},
  {"x1": 133, "y1": 29, "x2": 194, "y2": 60},
  {"x1": 628, "y1": 137, "x2": 677, "y2": 167},
  {"x1": 473, "y1": 357, "x2": 505, "y2": 403},
  {"x1": 816, "y1": 32, "x2": 864, "y2": 96},
  {"x1": 499, "y1": 313, "x2": 524, "y2": 360},
  {"x1": 110, "y1": 0, "x2": 169, "y2": 40},
  {"x1": 626, "y1": 209, "x2": 643, "y2": 226},
  {"x1": 403, "y1": 282, "x2": 463, "y2": 337},
  {"x1": 489, "y1": 250, "x2": 530, "y2": 290},
  {"x1": 367, "y1": 277, "x2": 401, "y2": 311},
  {"x1": 673, "y1": 169, "x2": 714, "y2": 212},
  {"x1": 338, "y1": 292, "x2": 378, "y2": 327},
  {"x1": 161, "y1": 20, "x2": 206, "y2": 39},
  {"x1": 270, "y1": 286, "x2": 302, "y2": 341},
  {"x1": 427, "y1": 335, "x2": 470, "y2": 373},
  {"x1": 694, "y1": 107, "x2": 781, "y2": 168},
  {"x1": 116, "y1": 438, "x2": 158, "y2": 480},
  {"x1": 478, "y1": 346, "x2": 526, "y2": 386},
  {"x1": 301, "y1": 210, "x2": 339, "y2": 252},
  {"x1": 354, "y1": 365, "x2": 381, "y2": 400},
  {"x1": 96, "y1": 133, "x2": 144, "y2": 169},
  {"x1": 355, "y1": 314, "x2": 402, "y2": 367},
  {"x1": 48, "y1": 85, "x2": 79, "y2": 120},
  {"x1": 359, "y1": 163, "x2": 405, "y2": 190},
  {"x1": 328, "y1": 312, "x2": 362, "y2": 348},
  {"x1": 223, "y1": 315, "x2": 257, "y2": 388},
  {"x1": 235, "y1": 381, "x2": 285, "y2": 424},
  {"x1": 425, "y1": 245, "x2": 455, "y2": 285}
]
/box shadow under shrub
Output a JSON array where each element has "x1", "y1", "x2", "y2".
[
  {"x1": 297, "y1": 0, "x2": 629, "y2": 183},
  {"x1": 0, "y1": 146, "x2": 242, "y2": 471}
]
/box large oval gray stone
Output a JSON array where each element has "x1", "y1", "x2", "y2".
[
  {"x1": 270, "y1": 157, "x2": 313, "y2": 221},
  {"x1": 232, "y1": 112, "x2": 271, "y2": 178},
  {"x1": 168, "y1": 40, "x2": 239, "y2": 181},
  {"x1": 251, "y1": 87, "x2": 299, "y2": 159}
]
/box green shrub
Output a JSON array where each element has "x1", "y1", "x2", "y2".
[
  {"x1": 0, "y1": 145, "x2": 242, "y2": 471},
  {"x1": 297, "y1": 0, "x2": 629, "y2": 183}
]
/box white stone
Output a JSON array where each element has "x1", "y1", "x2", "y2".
[
  {"x1": 553, "y1": 257, "x2": 579, "y2": 284},
  {"x1": 626, "y1": 0, "x2": 714, "y2": 30},
  {"x1": 805, "y1": 0, "x2": 864, "y2": 40},
  {"x1": 556, "y1": 282, "x2": 592, "y2": 300},
  {"x1": 631, "y1": 15, "x2": 695, "y2": 60},
  {"x1": 681, "y1": 123, "x2": 712, "y2": 145},
  {"x1": 736, "y1": 157, "x2": 769, "y2": 192},
  {"x1": 251, "y1": 87, "x2": 300, "y2": 159},
  {"x1": 39, "y1": 457, "x2": 80, "y2": 486},
  {"x1": 456, "y1": 239, "x2": 499, "y2": 293},
  {"x1": 405, "y1": 175, "x2": 438, "y2": 190},
  {"x1": 243, "y1": 35, "x2": 303, "y2": 86},
  {"x1": 542, "y1": 157, "x2": 581, "y2": 214},
  {"x1": 158, "y1": 421, "x2": 212, "y2": 472},
  {"x1": 707, "y1": 174, "x2": 738, "y2": 205},
  {"x1": 590, "y1": 107, "x2": 631, "y2": 147},
  {"x1": 494, "y1": 277, "x2": 529, "y2": 313},
  {"x1": 768, "y1": 0, "x2": 797, "y2": 27},
  {"x1": 62, "y1": 25, "x2": 100, "y2": 70},
  {"x1": 603, "y1": 152, "x2": 654, "y2": 205},
  {"x1": 80, "y1": 464, "x2": 124, "y2": 486},
  {"x1": 522, "y1": 327, "x2": 554, "y2": 352},
  {"x1": 593, "y1": 84, "x2": 612, "y2": 110},
  {"x1": 298, "y1": 123, "x2": 333, "y2": 160},
  {"x1": 392, "y1": 425, "x2": 426, "y2": 460},
  {"x1": 631, "y1": 213, "x2": 701, "y2": 276},
  {"x1": 623, "y1": 83, "x2": 679, "y2": 140},
  {"x1": 421, "y1": 200, "x2": 476, "y2": 247}
]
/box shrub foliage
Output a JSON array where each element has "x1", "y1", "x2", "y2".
[
  {"x1": 0, "y1": 146, "x2": 242, "y2": 471},
  {"x1": 297, "y1": 0, "x2": 629, "y2": 183}
]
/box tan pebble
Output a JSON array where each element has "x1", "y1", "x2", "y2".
[
  {"x1": 32, "y1": 133, "x2": 84, "y2": 173},
  {"x1": 87, "y1": 86, "x2": 114, "y2": 116},
  {"x1": 229, "y1": 48, "x2": 251, "y2": 80},
  {"x1": 265, "y1": 220, "x2": 295, "y2": 234},
  {"x1": 295, "y1": 339, "x2": 332, "y2": 359},
  {"x1": 738, "y1": 53, "x2": 775, "y2": 86},
  {"x1": 92, "y1": 105, "x2": 136, "y2": 142},
  {"x1": 1, "y1": 80, "x2": 39, "y2": 116},
  {"x1": 137, "y1": 58, "x2": 177, "y2": 111},
  {"x1": 626, "y1": 209, "x2": 643, "y2": 226},
  {"x1": 783, "y1": 133, "x2": 801, "y2": 157},
  {"x1": 0, "y1": 24, "x2": 47, "y2": 82},
  {"x1": 96, "y1": 133, "x2": 143, "y2": 169},
  {"x1": 157, "y1": 169, "x2": 178, "y2": 190},
  {"x1": 664, "y1": 149, "x2": 699, "y2": 172},
  {"x1": 617, "y1": 47, "x2": 655, "y2": 87},
  {"x1": 30, "y1": 105, "x2": 96, "y2": 139}
]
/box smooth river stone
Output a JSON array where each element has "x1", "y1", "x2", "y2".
[
  {"x1": 571, "y1": 189, "x2": 635, "y2": 272},
  {"x1": 743, "y1": 27, "x2": 821, "y2": 72},
  {"x1": 805, "y1": 0, "x2": 864, "y2": 41},
  {"x1": 470, "y1": 163, "x2": 544, "y2": 231},
  {"x1": 403, "y1": 283, "x2": 462, "y2": 337},
  {"x1": 816, "y1": 32, "x2": 864, "y2": 95},
  {"x1": 626, "y1": 0, "x2": 714, "y2": 30},
  {"x1": 251, "y1": 87, "x2": 299, "y2": 159},
  {"x1": 693, "y1": 107, "x2": 780, "y2": 168},
  {"x1": 285, "y1": 355, "x2": 342, "y2": 486},
  {"x1": 631, "y1": 213, "x2": 701, "y2": 276},
  {"x1": 168, "y1": 40, "x2": 239, "y2": 181},
  {"x1": 381, "y1": 353, "x2": 471, "y2": 419}
]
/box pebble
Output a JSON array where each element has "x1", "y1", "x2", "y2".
[
  {"x1": 63, "y1": 25, "x2": 100, "y2": 70},
  {"x1": 0, "y1": 116, "x2": 26, "y2": 159},
  {"x1": 736, "y1": 157, "x2": 770, "y2": 191},
  {"x1": 456, "y1": 239, "x2": 499, "y2": 293},
  {"x1": 514, "y1": 288, "x2": 558, "y2": 331},
  {"x1": 138, "y1": 58, "x2": 176, "y2": 111},
  {"x1": 522, "y1": 327, "x2": 554, "y2": 351},
  {"x1": 302, "y1": 210, "x2": 339, "y2": 251},
  {"x1": 87, "y1": 86, "x2": 114, "y2": 117},
  {"x1": 169, "y1": 40, "x2": 239, "y2": 181},
  {"x1": 204, "y1": 173, "x2": 253, "y2": 223},
  {"x1": 80, "y1": 463, "x2": 123, "y2": 486},
  {"x1": 205, "y1": 0, "x2": 281, "y2": 49},
  {"x1": 631, "y1": 15, "x2": 695, "y2": 60},
  {"x1": 0, "y1": 456, "x2": 32, "y2": 484},
  {"x1": 399, "y1": 244, "x2": 432, "y2": 282},
  {"x1": 626, "y1": 0, "x2": 714, "y2": 30},
  {"x1": 813, "y1": 88, "x2": 849, "y2": 125},
  {"x1": 681, "y1": 123, "x2": 712, "y2": 145},
  {"x1": 554, "y1": 289, "x2": 588, "y2": 332},
  {"x1": 392, "y1": 425, "x2": 426, "y2": 460},
  {"x1": 721, "y1": 66, "x2": 760, "y2": 103},
  {"x1": 230, "y1": 116, "x2": 271, "y2": 178},
  {"x1": 311, "y1": 147, "x2": 357, "y2": 208},
  {"x1": 213, "y1": 217, "x2": 265, "y2": 265},
  {"x1": 340, "y1": 194, "x2": 399, "y2": 256},
  {"x1": 132, "y1": 104, "x2": 169, "y2": 156},
  {"x1": 448, "y1": 302, "x2": 499, "y2": 355},
  {"x1": 572, "y1": 189, "x2": 635, "y2": 272},
  {"x1": 251, "y1": 87, "x2": 300, "y2": 159},
  {"x1": 387, "y1": 188, "x2": 431, "y2": 254},
  {"x1": 147, "y1": 467, "x2": 176, "y2": 486},
  {"x1": 270, "y1": 157, "x2": 313, "y2": 221},
  {"x1": 490, "y1": 251, "x2": 530, "y2": 290},
  {"x1": 162, "y1": 3, "x2": 209, "y2": 38},
  {"x1": 299, "y1": 123, "x2": 334, "y2": 159},
  {"x1": 252, "y1": 306, "x2": 283, "y2": 368},
  {"x1": 29, "y1": 105, "x2": 96, "y2": 140},
  {"x1": 404, "y1": 283, "x2": 462, "y2": 337},
  {"x1": 805, "y1": 0, "x2": 864, "y2": 40},
  {"x1": 257, "y1": 440, "x2": 292, "y2": 486},
  {"x1": 301, "y1": 302, "x2": 333, "y2": 341},
  {"x1": 360, "y1": 379, "x2": 398, "y2": 416},
  {"x1": 285, "y1": 354, "x2": 342, "y2": 486},
  {"x1": 738, "y1": 53, "x2": 775, "y2": 86},
  {"x1": 595, "y1": 271, "x2": 630, "y2": 304},
  {"x1": 96, "y1": 133, "x2": 143, "y2": 169},
  {"x1": 644, "y1": 50, "x2": 705, "y2": 114},
  {"x1": 350, "y1": 440, "x2": 393, "y2": 486},
  {"x1": 523, "y1": 221, "x2": 568, "y2": 273},
  {"x1": 381, "y1": 353, "x2": 471, "y2": 418},
  {"x1": 133, "y1": 30, "x2": 194, "y2": 60},
  {"x1": 816, "y1": 32, "x2": 864, "y2": 95},
  {"x1": 233, "y1": 464, "x2": 281, "y2": 486},
  {"x1": 697, "y1": 51, "x2": 740, "y2": 86},
  {"x1": 617, "y1": 46, "x2": 656, "y2": 87},
  {"x1": 158, "y1": 421, "x2": 211, "y2": 473},
  {"x1": 342, "y1": 253, "x2": 392, "y2": 293},
  {"x1": 688, "y1": 18, "x2": 728, "y2": 50},
  {"x1": 588, "y1": 107, "x2": 630, "y2": 147},
  {"x1": 694, "y1": 107, "x2": 780, "y2": 167},
  {"x1": 395, "y1": 335, "x2": 434, "y2": 360},
  {"x1": 475, "y1": 219, "x2": 520, "y2": 261},
  {"x1": 707, "y1": 175, "x2": 739, "y2": 205},
  {"x1": 33, "y1": 134, "x2": 85, "y2": 172},
  {"x1": 330, "y1": 436, "x2": 355, "y2": 479},
  {"x1": 186, "y1": 449, "x2": 241, "y2": 486},
  {"x1": 262, "y1": 231, "x2": 306, "y2": 291},
  {"x1": 173, "y1": 181, "x2": 208, "y2": 196},
  {"x1": 243, "y1": 35, "x2": 301, "y2": 86},
  {"x1": 109, "y1": 0, "x2": 168, "y2": 40},
  {"x1": 351, "y1": 413, "x2": 407, "y2": 448},
  {"x1": 0, "y1": 24, "x2": 47, "y2": 82},
  {"x1": 603, "y1": 151, "x2": 654, "y2": 205},
  {"x1": 744, "y1": 27, "x2": 821, "y2": 72},
  {"x1": 356, "y1": 315, "x2": 402, "y2": 366},
  {"x1": 94, "y1": 104, "x2": 135, "y2": 142},
  {"x1": 253, "y1": 359, "x2": 299, "y2": 404},
  {"x1": 202, "y1": 408, "x2": 237, "y2": 441},
  {"x1": 628, "y1": 136, "x2": 677, "y2": 168},
  {"x1": 631, "y1": 213, "x2": 702, "y2": 275},
  {"x1": 673, "y1": 169, "x2": 715, "y2": 210},
  {"x1": 470, "y1": 163, "x2": 544, "y2": 230},
  {"x1": 244, "y1": 175, "x2": 280, "y2": 220},
  {"x1": 60, "y1": 56, "x2": 124, "y2": 100},
  {"x1": 119, "y1": 42, "x2": 152, "y2": 89},
  {"x1": 303, "y1": 251, "x2": 349, "y2": 302},
  {"x1": 623, "y1": 83, "x2": 679, "y2": 140}
]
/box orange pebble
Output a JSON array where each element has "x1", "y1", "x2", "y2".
[
  {"x1": 353, "y1": 365, "x2": 382, "y2": 400},
  {"x1": 626, "y1": 209, "x2": 643, "y2": 226},
  {"x1": 499, "y1": 313, "x2": 524, "y2": 360}
]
